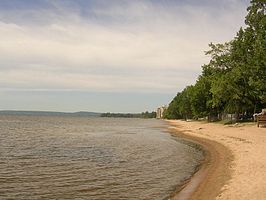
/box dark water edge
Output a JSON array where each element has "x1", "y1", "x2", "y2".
[
  {"x1": 168, "y1": 139, "x2": 206, "y2": 199},
  {"x1": 166, "y1": 128, "x2": 208, "y2": 200}
]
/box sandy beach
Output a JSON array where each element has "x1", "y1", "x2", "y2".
[{"x1": 167, "y1": 120, "x2": 266, "y2": 200}]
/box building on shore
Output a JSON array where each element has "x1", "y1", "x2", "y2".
[{"x1": 156, "y1": 105, "x2": 167, "y2": 119}]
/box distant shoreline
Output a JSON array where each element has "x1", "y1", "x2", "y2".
[
  {"x1": 0, "y1": 110, "x2": 156, "y2": 118},
  {"x1": 167, "y1": 120, "x2": 266, "y2": 200},
  {"x1": 0, "y1": 110, "x2": 101, "y2": 117}
]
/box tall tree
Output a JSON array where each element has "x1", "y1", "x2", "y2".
[
  {"x1": 163, "y1": 92, "x2": 182, "y2": 119},
  {"x1": 190, "y1": 75, "x2": 212, "y2": 118},
  {"x1": 244, "y1": 0, "x2": 266, "y2": 109}
]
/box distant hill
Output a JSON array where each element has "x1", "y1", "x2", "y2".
[{"x1": 0, "y1": 110, "x2": 101, "y2": 117}]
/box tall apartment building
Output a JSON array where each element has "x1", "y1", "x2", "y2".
[{"x1": 156, "y1": 106, "x2": 167, "y2": 119}]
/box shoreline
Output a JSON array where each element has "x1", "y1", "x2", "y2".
[
  {"x1": 167, "y1": 120, "x2": 233, "y2": 200},
  {"x1": 166, "y1": 120, "x2": 266, "y2": 200}
]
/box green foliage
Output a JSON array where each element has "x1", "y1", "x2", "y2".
[
  {"x1": 163, "y1": 93, "x2": 183, "y2": 119},
  {"x1": 165, "y1": 0, "x2": 266, "y2": 121},
  {"x1": 140, "y1": 111, "x2": 157, "y2": 118},
  {"x1": 101, "y1": 111, "x2": 156, "y2": 118},
  {"x1": 190, "y1": 76, "x2": 212, "y2": 118},
  {"x1": 164, "y1": 86, "x2": 194, "y2": 119}
]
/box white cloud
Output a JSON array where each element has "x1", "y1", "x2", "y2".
[{"x1": 0, "y1": 0, "x2": 249, "y2": 93}]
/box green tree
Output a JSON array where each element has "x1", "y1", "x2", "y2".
[
  {"x1": 178, "y1": 86, "x2": 194, "y2": 120},
  {"x1": 190, "y1": 75, "x2": 212, "y2": 119},
  {"x1": 164, "y1": 93, "x2": 183, "y2": 119},
  {"x1": 244, "y1": 0, "x2": 266, "y2": 109},
  {"x1": 203, "y1": 42, "x2": 233, "y2": 119}
]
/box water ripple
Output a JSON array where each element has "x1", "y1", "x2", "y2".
[{"x1": 0, "y1": 116, "x2": 203, "y2": 200}]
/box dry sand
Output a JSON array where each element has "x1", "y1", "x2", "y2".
[{"x1": 167, "y1": 120, "x2": 266, "y2": 200}]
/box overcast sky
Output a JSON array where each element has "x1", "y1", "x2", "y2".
[{"x1": 0, "y1": 0, "x2": 250, "y2": 112}]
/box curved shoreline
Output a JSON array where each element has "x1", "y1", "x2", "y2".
[{"x1": 167, "y1": 120, "x2": 234, "y2": 200}]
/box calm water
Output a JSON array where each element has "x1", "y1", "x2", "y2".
[{"x1": 0, "y1": 115, "x2": 203, "y2": 200}]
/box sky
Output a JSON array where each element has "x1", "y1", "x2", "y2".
[{"x1": 0, "y1": 0, "x2": 250, "y2": 113}]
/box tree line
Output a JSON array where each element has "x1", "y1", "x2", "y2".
[
  {"x1": 101, "y1": 111, "x2": 156, "y2": 118},
  {"x1": 164, "y1": 0, "x2": 266, "y2": 122}
]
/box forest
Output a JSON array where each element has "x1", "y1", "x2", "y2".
[
  {"x1": 101, "y1": 111, "x2": 156, "y2": 118},
  {"x1": 164, "y1": 0, "x2": 266, "y2": 122}
]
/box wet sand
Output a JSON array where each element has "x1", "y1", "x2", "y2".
[{"x1": 167, "y1": 120, "x2": 266, "y2": 200}]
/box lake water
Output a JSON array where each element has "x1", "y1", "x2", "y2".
[{"x1": 0, "y1": 115, "x2": 203, "y2": 200}]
